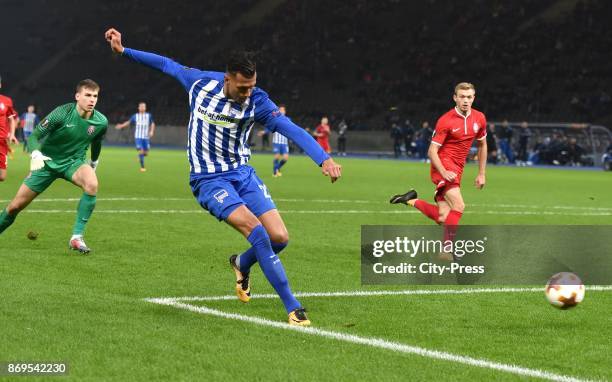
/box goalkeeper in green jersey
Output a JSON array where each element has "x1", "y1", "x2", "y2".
[{"x1": 0, "y1": 79, "x2": 108, "y2": 253}]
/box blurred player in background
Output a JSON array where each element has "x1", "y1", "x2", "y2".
[
  {"x1": 0, "y1": 75, "x2": 19, "y2": 181},
  {"x1": 106, "y1": 27, "x2": 342, "y2": 326},
  {"x1": 315, "y1": 116, "x2": 331, "y2": 153},
  {"x1": 390, "y1": 82, "x2": 487, "y2": 249},
  {"x1": 116, "y1": 102, "x2": 155, "y2": 172},
  {"x1": 0, "y1": 79, "x2": 108, "y2": 253},
  {"x1": 20, "y1": 105, "x2": 39, "y2": 152},
  {"x1": 337, "y1": 119, "x2": 348, "y2": 156},
  {"x1": 271, "y1": 104, "x2": 290, "y2": 176}
]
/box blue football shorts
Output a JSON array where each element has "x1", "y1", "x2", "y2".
[
  {"x1": 272, "y1": 143, "x2": 289, "y2": 155},
  {"x1": 189, "y1": 165, "x2": 276, "y2": 221},
  {"x1": 135, "y1": 138, "x2": 150, "y2": 151}
]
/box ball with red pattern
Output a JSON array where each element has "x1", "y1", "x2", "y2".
[{"x1": 545, "y1": 272, "x2": 585, "y2": 309}]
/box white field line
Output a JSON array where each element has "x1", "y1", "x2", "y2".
[
  {"x1": 22, "y1": 209, "x2": 612, "y2": 216},
  {"x1": 1, "y1": 197, "x2": 611, "y2": 212},
  {"x1": 0, "y1": 197, "x2": 193, "y2": 203},
  {"x1": 277, "y1": 198, "x2": 375, "y2": 204},
  {"x1": 0, "y1": 197, "x2": 371, "y2": 204},
  {"x1": 149, "y1": 301, "x2": 594, "y2": 382},
  {"x1": 144, "y1": 287, "x2": 611, "y2": 382},
  {"x1": 470, "y1": 203, "x2": 612, "y2": 211},
  {"x1": 151, "y1": 285, "x2": 612, "y2": 303},
  {"x1": 25, "y1": 209, "x2": 205, "y2": 214},
  {"x1": 471, "y1": 210, "x2": 611, "y2": 216}
]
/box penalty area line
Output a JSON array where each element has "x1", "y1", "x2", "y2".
[{"x1": 145, "y1": 297, "x2": 597, "y2": 382}]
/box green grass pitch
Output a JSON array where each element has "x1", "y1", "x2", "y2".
[{"x1": 1, "y1": 147, "x2": 611, "y2": 381}]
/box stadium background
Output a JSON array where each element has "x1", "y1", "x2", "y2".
[
  {"x1": 2, "y1": 1, "x2": 612, "y2": 381},
  {"x1": 2, "y1": 0, "x2": 611, "y2": 165}
]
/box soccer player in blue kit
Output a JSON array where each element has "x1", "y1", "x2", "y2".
[
  {"x1": 105, "y1": 28, "x2": 342, "y2": 325},
  {"x1": 272, "y1": 105, "x2": 290, "y2": 177},
  {"x1": 115, "y1": 102, "x2": 156, "y2": 172}
]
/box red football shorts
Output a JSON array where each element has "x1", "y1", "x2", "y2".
[
  {"x1": 431, "y1": 167, "x2": 462, "y2": 202},
  {"x1": 0, "y1": 139, "x2": 8, "y2": 170},
  {"x1": 317, "y1": 139, "x2": 331, "y2": 153}
]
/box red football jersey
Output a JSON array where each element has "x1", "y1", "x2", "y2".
[
  {"x1": 431, "y1": 107, "x2": 487, "y2": 172},
  {"x1": 0, "y1": 94, "x2": 17, "y2": 139},
  {"x1": 316, "y1": 124, "x2": 330, "y2": 140}
]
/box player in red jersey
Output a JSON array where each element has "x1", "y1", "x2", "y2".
[
  {"x1": 0, "y1": 75, "x2": 20, "y2": 181},
  {"x1": 314, "y1": 116, "x2": 331, "y2": 153},
  {"x1": 390, "y1": 82, "x2": 487, "y2": 243}
]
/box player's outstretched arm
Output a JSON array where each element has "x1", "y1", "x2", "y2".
[
  {"x1": 27, "y1": 106, "x2": 68, "y2": 169},
  {"x1": 115, "y1": 120, "x2": 130, "y2": 130},
  {"x1": 268, "y1": 115, "x2": 342, "y2": 183},
  {"x1": 27, "y1": 123, "x2": 48, "y2": 153},
  {"x1": 104, "y1": 28, "x2": 202, "y2": 90},
  {"x1": 255, "y1": 94, "x2": 341, "y2": 182}
]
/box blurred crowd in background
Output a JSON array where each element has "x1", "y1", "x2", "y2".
[{"x1": 2, "y1": 0, "x2": 611, "y2": 168}]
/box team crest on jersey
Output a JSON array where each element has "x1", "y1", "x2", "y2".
[
  {"x1": 228, "y1": 107, "x2": 239, "y2": 117},
  {"x1": 473, "y1": 122, "x2": 479, "y2": 133},
  {"x1": 87, "y1": 126, "x2": 95, "y2": 135},
  {"x1": 0, "y1": 103, "x2": 5, "y2": 111},
  {"x1": 214, "y1": 189, "x2": 229, "y2": 203}
]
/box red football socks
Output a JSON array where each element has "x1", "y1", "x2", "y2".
[
  {"x1": 414, "y1": 200, "x2": 440, "y2": 222},
  {"x1": 445, "y1": 210, "x2": 462, "y2": 226},
  {"x1": 443, "y1": 210, "x2": 463, "y2": 242}
]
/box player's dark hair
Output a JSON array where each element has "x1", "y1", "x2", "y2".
[
  {"x1": 76, "y1": 79, "x2": 100, "y2": 92},
  {"x1": 226, "y1": 51, "x2": 256, "y2": 78}
]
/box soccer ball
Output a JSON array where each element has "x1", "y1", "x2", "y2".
[{"x1": 545, "y1": 272, "x2": 585, "y2": 309}]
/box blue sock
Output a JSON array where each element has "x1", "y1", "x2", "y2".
[
  {"x1": 273, "y1": 159, "x2": 279, "y2": 174},
  {"x1": 278, "y1": 159, "x2": 287, "y2": 169},
  {"x1": 139, "y1": 154, "x2": 145, "y2": 168},
  {"x1": 247, "y1": 226, "x2": 300, "y2": 313},
  {"x1": 238, "y1": 241, "x2": 287, "y2": 273}
]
